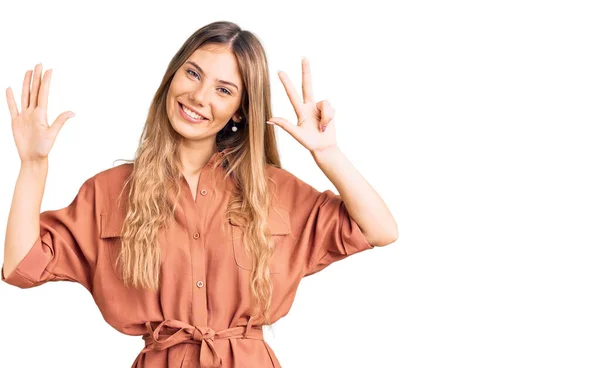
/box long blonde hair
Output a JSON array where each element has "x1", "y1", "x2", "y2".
[{"x1": 113, "y1": 21, "x2": 282, "y2": 325}]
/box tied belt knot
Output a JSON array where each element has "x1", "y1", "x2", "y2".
[
  {"x1": 131, "y1": 318, "x2": 263, "y2": 368},
  {"x1": 191, "y1": 325, "x2": 216, "y2": 342}
]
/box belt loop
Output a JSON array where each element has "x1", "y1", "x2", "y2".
[{"x1": 243, "y1": 316, "x2": 253, "y2": 338}]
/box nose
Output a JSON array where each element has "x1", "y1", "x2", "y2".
[{"x1": 189, "y1": 82, "x2": 211, "y2": 106}]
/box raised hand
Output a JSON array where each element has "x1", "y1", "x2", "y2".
[
  {"x1": 268, "y1": 57, "x2": 338, "y2": 154},
  {"x1": 5, "y1": 63, "x2": 75, "y2": 163}
]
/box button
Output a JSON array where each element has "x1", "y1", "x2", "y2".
[
  {"x1": 193, "y1": 232, "x2": 200, "y2": 239},
  {"x1": 196, "y1": 280, "x2": 204, "y2": 288},
  {"x1": 200, "y1": 189, "x2": 208, "y2": 196}
]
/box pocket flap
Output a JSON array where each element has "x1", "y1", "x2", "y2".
[
  {"x1": 269, "y1": 206, "x2": 291, "y2": 235},
  {"x1": 100, "y1": 212, "x2": 124, "y2": 238},
  {"x1": 231, "y1": 206, "x2": 291, "y2": 273},
  {"x1": 229, "y1": 206, "x2": 291, "y2": 235}
]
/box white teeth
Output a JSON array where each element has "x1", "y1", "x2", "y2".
[{"x1": 181, "y1": 103, "x2": 205, "y2": 120}]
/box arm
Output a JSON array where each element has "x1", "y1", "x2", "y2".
[
  {"x1": 2, "y1": 159, "x2": 48, "y2": 277},
  {"x1": 269, "y1": 58, "x2": 397, "y2": 246},
  {"x1": 3, "y1": 63, "x2": 75, "y2": 281},
  {"x1": 312, "y1": 146, "x2": 398, "y2": 247}
]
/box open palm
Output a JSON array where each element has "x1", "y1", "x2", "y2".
[{"x1": 6, "y1": 64, "x2": 75, "y2": 163}]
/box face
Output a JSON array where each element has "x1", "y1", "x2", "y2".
[{"x1": 166, "y1": 43, "x2": 244, "y2": 142}]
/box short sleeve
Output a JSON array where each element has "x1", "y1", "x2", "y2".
[
  {"x1": 1, "y1": 176, "x2": 100, "y2": 290},
  {"x1": 271, "y1": 167, "x2": 374, "y2": 277}
]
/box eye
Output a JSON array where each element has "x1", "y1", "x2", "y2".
[
  {"x1": 186, "y1": 69, "x2": 200, "y2": 79},
  {"x1": 218, "y1": 87, "x2": 232, "y2": 95},
  {"x1": 185, "y1": 69, "x2": 232, "y2": 96}
]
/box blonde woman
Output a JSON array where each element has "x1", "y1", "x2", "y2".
[{"x1": 2, "y1": 21, "x2": 397, "y2": 367}]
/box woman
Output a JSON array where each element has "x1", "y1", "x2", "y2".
[{"x1": 2, "y1": 21, "x2": 397, "y2": 367}]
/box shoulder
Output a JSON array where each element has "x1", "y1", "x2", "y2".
[
  {"x1": 87, "y1": 163, "x2": 134, "y2": 213},
  {"x1": 93, "y1": 163, "x2": 133, "y2": 191},
  {"x1": 68, "y1": 163, "x2": 132, "y2": 200},
  {"x1": 94, "y1": 162, "x2": 134, "y2": 185},
  {"x1": 265, "y1": 164, "x2": 310, "y2": 188},
  {"x1": 265, "y1": 164, "x2": 321, "y2": 207}
]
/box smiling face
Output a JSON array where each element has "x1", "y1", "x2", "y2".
[{"x1": 166, "y1": 43, "x2": 244, "y2": 143}]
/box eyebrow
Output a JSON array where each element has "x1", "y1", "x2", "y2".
[{"x1": 185, "y1": 61, "x2": 239, "y2": 92}]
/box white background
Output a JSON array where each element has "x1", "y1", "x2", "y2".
[{"x1": 1, "y1": 0, "x2": 599, "y2": 367}]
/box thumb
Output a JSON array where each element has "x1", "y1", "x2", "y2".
[{"x1": 48, "y1": 111, "x2": 76, "y2": 138}]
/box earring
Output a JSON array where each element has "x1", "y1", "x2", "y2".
[{"x1": 232, "y1": 116, "x2": 241, "y2": 132}]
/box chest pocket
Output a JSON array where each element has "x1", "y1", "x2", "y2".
[
  {"x1": 100, "y1": 211, "x2": 169, "y2": 282},
  {"x1": 230, "y1": 206, "x2": 291, "y2": 274},
  {"x1": 99, "y1": 212, "x2": 126, "y2": 280}
]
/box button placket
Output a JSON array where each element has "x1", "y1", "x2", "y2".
[{"x1": 190, "y1": 167, "x2": 213, "y2": 328}]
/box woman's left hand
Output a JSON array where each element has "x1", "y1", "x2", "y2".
[{"x1": 268, "y1": 57, "x2": 338, "y2": 154}]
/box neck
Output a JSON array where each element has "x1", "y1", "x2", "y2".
[{"x1": 179, "y1": 139, "x2": 218, "y2": 175}]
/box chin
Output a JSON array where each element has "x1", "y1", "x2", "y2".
[
  {"x1": 175, "y1": 122, "x2": 206, "y2": 139},
  {"x1": 172, "y1": 119, "x2": 218, "y2": 141}
]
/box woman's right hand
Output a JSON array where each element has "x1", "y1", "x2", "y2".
[{"x1": 5, "y1": 63, "x2": 76, "y2": 163}]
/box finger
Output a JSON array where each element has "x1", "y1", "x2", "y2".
[
  {"x1": 301, "y1": 57, "x2": 314, "y2": 103},
  {"x1": 21, "y1": 69, "x2": 32, "y2": 110},
  {"x1": 277, "y1": 71, "x2": 303, "y2": 116},
  {"x1": 267, "y1": 117, "x2": 299, "y2": 138},
  {"x1": 6, "y1": 87, "x2": 19, "y2": 120},
  {"x1": 317, "y1": 100, "x2": 335, "y2": 131},
  {"x1": 48, "y1": 111, "x2": 75, "y2": 139},
  {"x1": 317, "y1": 100, "x2": 335, "y2": 122},
  {"x1": 38, "y1": 69, "x2": 52, "y2": 110},
  {"x1": 29, "y1": 64, "x2": 42, "y2": 109},
  {"x1": 322, "y1": 117, "x2": 335, "y2": 132}
]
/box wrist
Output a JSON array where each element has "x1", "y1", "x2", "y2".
[
  {"x1": 311, "y1": 145, "x2": 342, "y2": 163},
  {"x1": 21, "y1": 158, "x2": 49, "y2": 170}
]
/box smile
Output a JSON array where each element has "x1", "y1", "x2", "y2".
[{"x1": 178, "y1": 102, "x2": 208, "y2": 123}]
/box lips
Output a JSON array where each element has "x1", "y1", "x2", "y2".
[
  {"x1": 177, "y1": 102, "x2": 209, "y2": 124},
  {"x1": 178, "y1": 102, "x2": 208, "y2": 120}
]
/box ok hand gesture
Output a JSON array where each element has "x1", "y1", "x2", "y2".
[
  {"x1": 5, "y1": 63, "x2": 76, "y2": 163},
  {"x1": 268, "y1": 58, "x2": 338, "y2": 154}
]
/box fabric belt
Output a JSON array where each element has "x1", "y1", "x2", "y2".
[{"x1": 131, "y1": 317, "x2": 263, "y2": 368}]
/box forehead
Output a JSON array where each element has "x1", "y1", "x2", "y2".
[{"x1": 185, "y1": 44, "x2": 242, "y2": 84}]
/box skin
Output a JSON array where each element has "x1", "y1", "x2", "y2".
[
  {"x1": 167, "y1": 47, "x2": 398, "y2": 244},
  {"x1": 166, "y1": 43, "x2": 244, "y2": 179},
  {"x1": 3, "y1": 51, "x2": 395, "y2": 284},
  {"x1": 269, "y1": 59, "x2": 399, "y2": 246}
]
